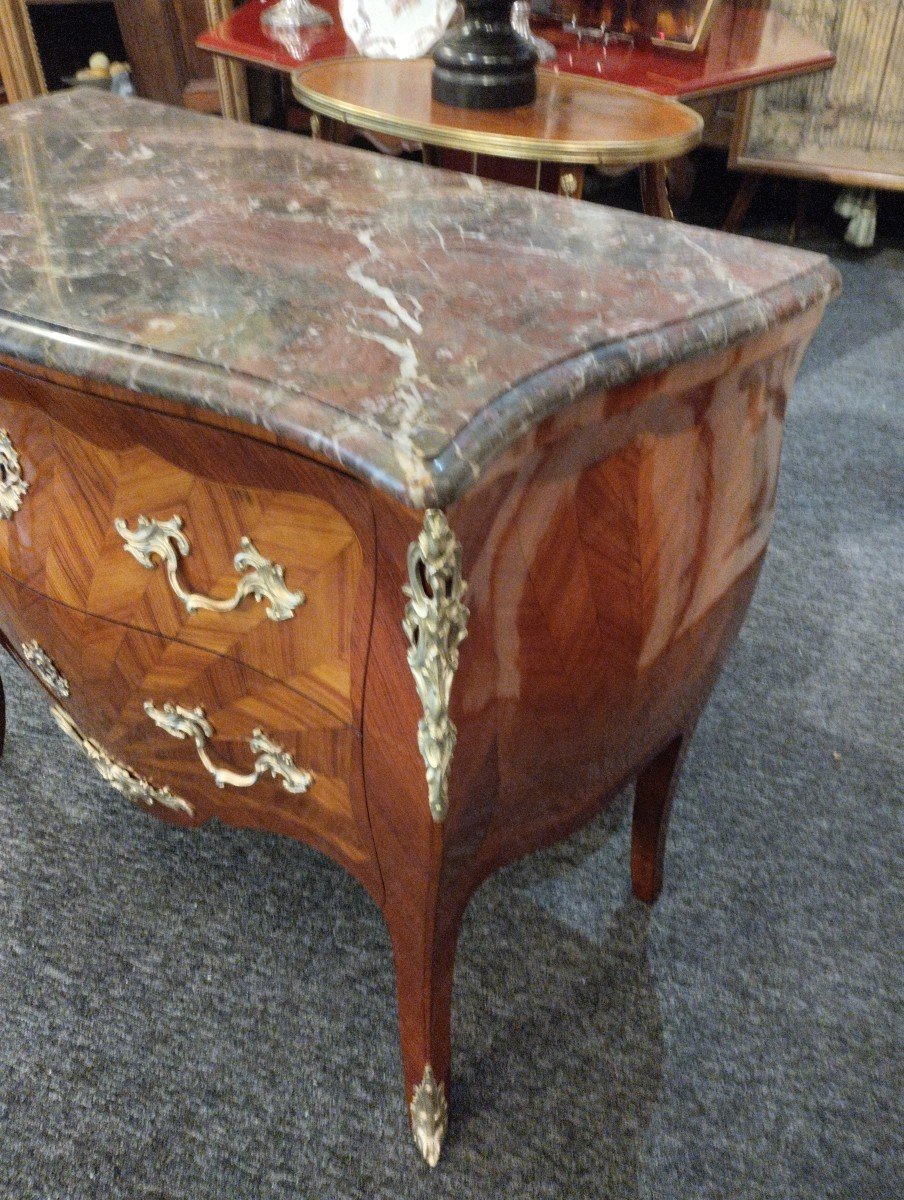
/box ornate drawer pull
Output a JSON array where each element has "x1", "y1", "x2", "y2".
[
  {"x1": 115, "y1": 515, "x2": 305, "y2": 622},
  {"x1": 144, "y1": 700, "x2": 313, "y2": 795},
  {"x1": 51, "y1": 704, "x2": 194, "y2": 817},
  {"x1": 0, "y1": 428, "x2": 28, "y2": 519},
  {"x1": 21, "y1": 640, "x2": 70, "y2": 699}
]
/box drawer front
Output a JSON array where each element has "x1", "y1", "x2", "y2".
[
  {"x1": 0, "y1": 572, "x2": 381, "y2": 897},
  {"x1": 0, "y1": 366, "x2": 374, "y2": 725}
]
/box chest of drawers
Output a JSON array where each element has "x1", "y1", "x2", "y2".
[{"x1": 0, "y1": 89, "x2": 837, "y2": 1167}]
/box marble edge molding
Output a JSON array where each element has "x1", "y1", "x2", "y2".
[
  {"x1": 426, "y1": 259, "x2": 841, "y2": 507},
  {"x1": 0, "y1": 259, "x2": 839, "y2": 511}
]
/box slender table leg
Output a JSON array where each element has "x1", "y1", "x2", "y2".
[
  {"x1": 308, "y1": 112, "x2": 341, "y2": 142},
  {"x1": 724, "y1": 172, "x2": 761, "y2": 233},
  {"x1": 631, "y1": 729, "x2": 694, "y2": 902},
  {"x1": 639, "y1": 161, "x2": 674, "y2": 219},
  {"x1": 790, "y1": 179, "x2": 812, "y2": 245}
]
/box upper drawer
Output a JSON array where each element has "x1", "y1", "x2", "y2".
[{"x1": 0, "y1": 366, "x2": 375, "y2": 725}]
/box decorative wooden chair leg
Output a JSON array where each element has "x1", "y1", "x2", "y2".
[
  {"x1": 631, "y1": 730, "x2": 691, "y2": 903},
  {"x1": 385, "y1": 892, "x2": 465, "y2": 1168}
]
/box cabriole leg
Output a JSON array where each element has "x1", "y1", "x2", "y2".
[
  {"x1": 0, "y1": 633, "x2": 11, "y2": 758},
  {"x1": 384, "y1": 888, "x2": 467, "y2": 1168},
  {"x1": 639, "y1": 161, "x2": 674, "y2": 219},
  {"x1": 631, "y1": 730, "x2": 692, "y2": 903}
]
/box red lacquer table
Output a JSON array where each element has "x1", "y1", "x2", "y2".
[
  {"x1": 197, "y1": 0, "x2": 834, "y2": 101},
  {"x1": 198, "y1": 1, "x2": 834, "y2": 217}
]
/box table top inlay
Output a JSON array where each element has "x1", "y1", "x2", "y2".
[
  {"x1": 291, "y1": 58, "x2": 702, "y2": 165},
  {"x1": 0, "y1": 90, "x2": 837, "y2": 507}
]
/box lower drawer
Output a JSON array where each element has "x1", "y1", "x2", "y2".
[{"x1": 0, "y1": 573, "x2": 381, "y2": 898}]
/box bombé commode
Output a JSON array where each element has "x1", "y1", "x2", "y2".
[{"x1": 0, "y1": 90, "x2": 837, "y2": 1166}]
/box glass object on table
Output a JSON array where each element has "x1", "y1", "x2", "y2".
[
  {"x1": 261, "y1": 0, "x2": 333, "y2": 30},
  {"x1": 340, "y1": 0, "x2": 457, "y2": 58},
  {"x1": 555, "y1": 0, "x2": 611, "y2": 45},
  {"x1": 261, "y1": 20, "x2": 333, "y2": 57},
  {"x1": 511, "y1": 1, "x2": 556, "y2": 62}
]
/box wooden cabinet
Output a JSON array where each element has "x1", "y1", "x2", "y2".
[
  {"x1": 0, "y1": 309, "x2": 834, "y2": 1163},
  {"x1": 112, "y1": 0, "x2": 216, "y2": 106},
  {"x1": 0, "y1": 0, "x2": 217, "y2": 106},
  {"x1": 0, "y1": 90, "x2": 839, "y2": 1167}
]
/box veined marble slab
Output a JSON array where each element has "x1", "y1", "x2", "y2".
[{"x1": 0, "y1": 90, "x2": 838, "y2": 507}]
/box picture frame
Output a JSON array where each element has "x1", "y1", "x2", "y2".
[
  {"x1": 0, "y1": 0, "x2": 46, "y2": 103},
  {"x1": 595, "y1": 0, "x2": 724, "y2": 53},
  {"x1": 729, "y1": 1, "x2": 904, "y2": 192},
  {"x1": 203, "y1": 0, "x2": 250, "y2": 121}
]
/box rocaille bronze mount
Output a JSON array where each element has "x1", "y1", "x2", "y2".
[{"x1": 432, "y1": 0, "x2": 539, "y2": 110}]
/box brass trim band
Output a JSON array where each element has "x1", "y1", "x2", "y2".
[{"x1": 292, "y1": 61, "x2": 702, "y2": 166}]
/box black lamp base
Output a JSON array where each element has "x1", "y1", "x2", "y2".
[{"x1": 432, "y1": 1, "x2": 538, "y2": 110}]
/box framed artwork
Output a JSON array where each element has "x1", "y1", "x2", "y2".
[
  {"x1": 729, "y1": 0, "x2": 904, "y2": 191},
  {"x1": 0, "y1": 0, "x2": 46, "y2": 103},
  {"x1": 597, "y1": 0, "x2": 723, "y2": 52},
  {"x1": 203, "y1": 0, "x2": 250, "y2": 121}
]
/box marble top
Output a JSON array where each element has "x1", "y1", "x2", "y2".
[{"x1": 0, "y1": 90, "x2": 838, "y2": 508}]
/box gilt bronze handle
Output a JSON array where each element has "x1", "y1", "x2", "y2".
[
  {"x1": 144, "y1": 700, "x2": 313, "y2": 795},
  {"x1": 115, "y1": 514, "x2": 305, "y2": 622}
]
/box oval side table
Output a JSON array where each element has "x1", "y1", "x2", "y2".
[{"x1": 291, "y1": 56, "x2": 703, "y2": 204}]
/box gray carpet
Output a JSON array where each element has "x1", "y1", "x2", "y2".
[{"x1": 0, "y1": 242, "x2": 901, "y2": 1200}]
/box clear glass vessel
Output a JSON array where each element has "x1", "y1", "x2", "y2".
[
  {"x1": 511, "y1": 1, "x2": 556, "y2": 62},
  {"x1": 261, "y1": 0, "x2": 333, "y2": 30}
]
